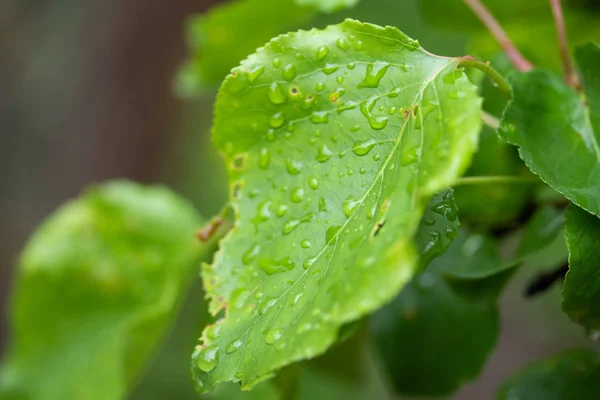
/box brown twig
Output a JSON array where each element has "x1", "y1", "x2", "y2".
[
  {"x1": 549, "y1": 0, "x2": 580, "y2": 89},
  {"x1": 462, "y1": 0, "x2": 534, "y2": 72},
  {"x1": 196, "y1": 216, "x2": 224, "y2": 243}
]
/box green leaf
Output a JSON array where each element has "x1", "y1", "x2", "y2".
[
  {"x1": 371, "y1": 229, "x2": 500, "y2": 396},
  {"x1": 563, "y1": 203, "x2": 600, "y2": 334},
  {"x1": 517, "y1": 205, "x2": 564, "y2": 258},
  {"x1": 0, "y1": 181, "x2": 206, "y2": 400},
  {"x1": 295, "y1": 0, "x2": 360, "y2": 13},
  {"x1": 194, "y1": 19, "x2": 482, "y2": 392},
  {"x1": 446, "y1": 206, "x2": 565, "y2": 303},
  {"x1": 176, "y1": 0, "x2": 313, "y2": 93},
  {"x1": 499, "y1": 43, "x2": 600, "y2": 217},
  {"x1": 498, "y1": 349, "x2": 600, "y2": 400}
]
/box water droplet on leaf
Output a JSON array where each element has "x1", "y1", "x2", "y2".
[
  {"x1": 285, "y1": 158, "x2": 303, "y2": 175},
  {"x1": 196, "y1": 345, "x2": 219, "y2": 372},
  {"x1": 358, "y1": 62, "x2": 390, "y2": 88},
  {"x1": 226, "y1": 339, "x2": 243, "y2": 354},
  {"x1": 270, "y1": 112, "x2": 285, "y2": 128},
  {"x1": 247, "y1": 65, "x2": 264, "y2": 84},
  {"x1": 282, "y1": 64, "x2": 296, "y2": 81},
  {"x1": 268, "y1": 82, "x2": 287, "y2": 104},
  {"x1": 311, "y1": 111, "x2": 329, "y2": 124},
  {"x1": 265, "y1": 328, "x2": 283, "y2": 344},
  {"x1": 323, "y1": 64, "x2": 339, "y2": 75},
  {"x1": 259, "y1": 148, "x2": 270, "y2": 169},
  {"x1": 316, "y1": 144, "x2": 334, "y2": 162},
  {"x1": 352, "y1": 138, "x2": 377, "y2": 156},
  {"x1": 242, "y1": 243, "x2": 260, "y2": 265},
  {"x1": 316, "y1": 46, "x2": 329, "y2": 60}
]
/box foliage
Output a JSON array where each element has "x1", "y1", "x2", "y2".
[
  {"x1": 498, "y1": 349, "x2": 600, "y2": 400},
  {"x1": 3, "y1": 0, "x2": 600, "y2": 399},
  {"x1": 370, "y1": 192, "x2": 501, "y2": 396},
  {"x1": 563, "y1": 204, "x2": 600, "y2": 334},
  {"x1": 193, "y1": 19, "x2": 481, "y2": 392},
  {"x1": 0, "y1": 181, "x2": 208, "y2": 400},
  {"x1": 499, "y1": 43, "x2": 600, "y2": 217}
]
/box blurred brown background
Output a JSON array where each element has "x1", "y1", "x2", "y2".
[{"x1": 0, "y1": 0, "x2": 227, "y2": 353}]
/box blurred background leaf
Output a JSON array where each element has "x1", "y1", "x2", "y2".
[
  {"x1": 0, "y1": 181, "x2": 208, "y2": 400},
  {"x1": 371, "y1": 230, "x2": 503, "y2": 397},
  {"x1": 498, "y1": 349, "x2": 600, "y2": 400},
  {"x1": 176, "y1": 0, "x2": 314, "y2": 94}
]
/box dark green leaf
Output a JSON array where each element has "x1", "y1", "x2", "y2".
[
  {"x1": 499, "y1": 43, "x2": 600, "y2": 217},
  {"x1": 371, "y1": 230, "x2": 499, "y2": 396},
  {"x1": 194, "y1": 19, "x2": 482, "y2": 392},
  {"x1": 517, "y1": 206, "x2": 564, "y2": 258},
  {"x1": 0, "y1": 181, "x2": 206, "y2": 400},
  {"x1": 446, "y1": 206, "x2": 565, "y2": 303},
  {"x1": 498, "y1": 349, "x2": 600, "y2": 400},
  {"x1": 563, "y1": 203, "x2": 600, "y2": 334}
]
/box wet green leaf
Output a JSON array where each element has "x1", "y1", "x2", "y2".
[
  {"x1": 194, "y1": 19, "x2": 482, "y2": 392},
  {"x1": 416, "y1": 190, "x2": 460, "y2": 269},
  {"x1": 371, "y1": 230, "x2": 500, "y2": 396},
  {"x1": 563, "y1": 203, "x2": 600, "y2": 334},
  {"x1": 499, "y1": 43, "x2": 600, "y2": 217},
  {"x1": 498, "y1": 349, "x2": 600, "y2": 400},
  {"x1": 0, "y1": 181, "x2": 206, "y2": 400}
]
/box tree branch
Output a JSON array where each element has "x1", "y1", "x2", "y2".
[
  {"x1": 462, "y1": 0, "x2": 534, "y2": 72},
  {"x1": 549, "y1": 0, "x2": 580, "y2": 89},
  {"x1": 482, "y1": 111, "x2": 500, "y2": 130}
]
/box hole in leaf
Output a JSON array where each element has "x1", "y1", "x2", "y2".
[
  {"x1": 232, "y1": 155, "x2": 247, "y2": 170},
  {"x1": 372, "y1": 220, "x2": 385, "y2": 237},
  {"x1": 232, "y1": 181, "x2": 243, "y2": 199}
]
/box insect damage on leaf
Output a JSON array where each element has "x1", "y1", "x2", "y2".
[{"x1": 193, "y1": 18, "x2": 482, "y2": 393}]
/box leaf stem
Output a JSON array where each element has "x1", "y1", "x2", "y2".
[
  {"x1": 458, "y1": 57, "x2": 511, "y2": 98},
  {"x1": 482, "y1": 111, "x2": 500, "y2": 129},
  {"x1": 462, "y1": 0, "x2": 534, "y2": 72},
  {"x1": 549, "y1": 0, "x2": 580, "y2": 89},
  {"x1": 454, "y1": 175, "x2": 538, "y2": 186}
]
